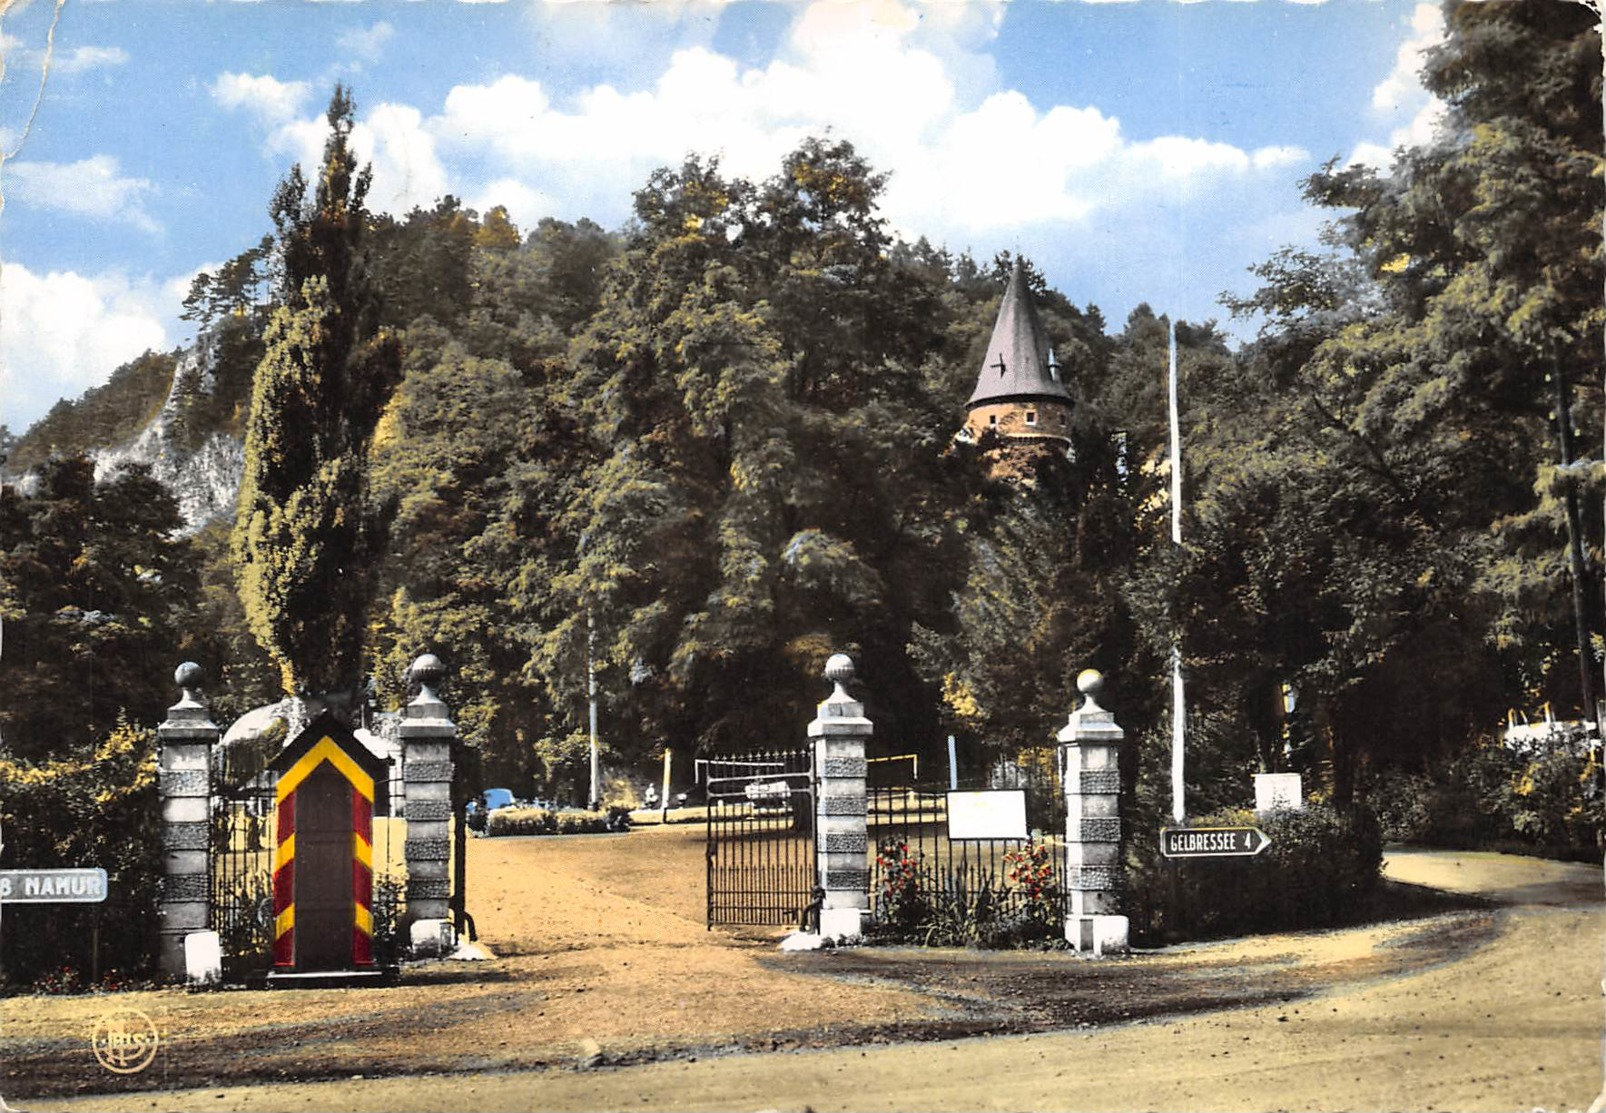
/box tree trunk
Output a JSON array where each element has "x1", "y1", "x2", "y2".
[{"x1": 1552, "y1": 355, "x2": 1597, "y2": 720}]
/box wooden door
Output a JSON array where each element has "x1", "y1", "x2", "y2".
[{"x1": 295, "y1": 765, "x2": 353, "y2": 970}]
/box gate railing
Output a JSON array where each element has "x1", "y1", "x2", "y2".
[
  {"x1": 210, "y1": 744, "x2": 276, "y2": 982},
  {"x1": 867, "y1": 779, "x2": 1067, "y2": 931},
  {"x1": 704, "y1": 748, "x2": 816, "y2": 928}
]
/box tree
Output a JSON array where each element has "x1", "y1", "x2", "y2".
[
  {"x1": 547, "y1": 141, "x2": 965, "y2": 766},
  {"x1": 0, "y1": 456, "x2": 197, "y2": 761},
  {"x1": 232, "y1": 85, "x2": 400, "y2": 699},
  {"x1": 1181, "y1": 0, "x2": 1603, "y2": 803}
]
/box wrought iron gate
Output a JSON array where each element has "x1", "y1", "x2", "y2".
[
  {"x1": 704, "y1": 747, "x2": 816, "y2": 927},
  {"x1": 210, "y1": 740, "x2": 277, "y2": 981}
]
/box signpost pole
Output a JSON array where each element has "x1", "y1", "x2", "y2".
[
  {"x1": 1168, "y1": 321, "x2": 1186, "y2": 825},
  {"x1": 660, "y1": 748, "x2": 672, "y2": 824}
]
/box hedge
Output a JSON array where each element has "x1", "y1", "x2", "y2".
[
  {"x1": 484, "y1": 805, "x2": 631, "y2": 836},
  {"x1": 1126, "y1": 802, "x2": 1383, "y2": 945}
]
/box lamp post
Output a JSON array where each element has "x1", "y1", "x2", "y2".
[
  {"x1": 577, "y1": 530, "x2": 601, "y2": 812},
  {"x1": 1168, "y1": 319, "x2": 1186, "y2": 824},
  {"x1": 587, "y1": 611, "x2": 600, "y2": 811}
]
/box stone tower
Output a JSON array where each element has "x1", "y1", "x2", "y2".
[{"x1": 957, "y1": 259, "x2": 1073, "y2": 451}]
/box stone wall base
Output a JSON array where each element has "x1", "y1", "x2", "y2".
[
  {"x1": 1066, "y1": 913, "x2": 1129, "y2": 957},
  {"x1": 818, "y1": 906, "x2": 863, "y2": 943},
  {"x1": 409, "y1": 919, "x2": 457, "y2": 959}
]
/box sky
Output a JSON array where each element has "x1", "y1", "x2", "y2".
[{"x1": 0, "y1": 0, "x2": 1447, "y2": 434}]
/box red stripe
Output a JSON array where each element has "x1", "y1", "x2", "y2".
[
  {"x1": 273, "y1": 790, "x2": 296, "y2": 968},
  {"x1": 273, "y1": 925, "x2": 294, "y2": 967},
  {"x1": 353, "y1": 859, "x2": 372, "y2": 917},
  {"x1": 352, "y1": 790, "x2": 371, "y2": 846},
  {"x1": 277, "y1": 792, "x2": 295, "y2": 842},
  {"x1": 352, "y1": 789, "x2": 374, "y2": 967}
]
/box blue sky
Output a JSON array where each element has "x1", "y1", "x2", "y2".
[{"x1": 0, "y1": 0, "x2": 1445, "y2": 433}]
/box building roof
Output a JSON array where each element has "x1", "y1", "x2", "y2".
[{"x1": 966, "y1": 260, "x2": 1073, "y2": 409}]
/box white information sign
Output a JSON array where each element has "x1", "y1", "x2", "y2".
[
  {"x1": 1253, "y1": 772, "x2": 1304, "y2": 814},
  {"x1": 946, "y1": 790, "x2": 1028, "y2": 840}
]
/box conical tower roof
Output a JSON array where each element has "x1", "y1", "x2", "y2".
[{"x1": 966, "y1": 260, "x2": 1072, "y2": 408}]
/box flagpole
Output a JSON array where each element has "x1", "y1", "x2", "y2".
[{"x1": 1169, "y1": 319, "x2": 1186, "y2": 824}]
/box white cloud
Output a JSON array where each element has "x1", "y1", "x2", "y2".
[
  {"x1": 522, "y1": 0, "x2": 724, "y2": 73},
  {"x1": 5, "y1": 156, "x2": 160, "y2": 233},
  {"x1": 468, "y1": 178, "x2": 556, "y2": 235},
  {"x1": 55, "y1": 45, "x2": 129, "y2": 73},
  {"x1": 1372, "y1": 3, "x2": 1444, "y2": 114},
  {"x1": 211, "y1": 72, "x2": 312, "y2": 129},
  {"x1": 337, "y1": 21, "x2": 394, "y2": 66},
  {"x1": 0, "y1": 36, "x2": 127, "y2": 78},
  {"x1": 0, "y1": 261, "x2": 171, "y2": 431},
  {"x1": 260, "y1": 100, "x2": 452, "y2": 218},
  {"x1": 205, "y1": 0, "x2": 1320, "y2": 340},
  {"x1": 357, "y1": 103, "x2": 451, "y2": 215},
  {"x1": 420, "y1": 0, "x2": 1305, "y2": 251},
  {"x1": 1352, "y1": 2, "x2": 1447, "y2": 168}
]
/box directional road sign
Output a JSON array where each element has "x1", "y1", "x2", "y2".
[
  {"x1": 0, "y1": 868, "x2": 109, "y2": 903},
  {"x1": 1159, "y1": 826, "x2": 1271, "y2": 859}
]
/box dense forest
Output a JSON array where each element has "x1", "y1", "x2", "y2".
[{"x1": 3, "y1": 1, "x2": 1601, "y2": 853}]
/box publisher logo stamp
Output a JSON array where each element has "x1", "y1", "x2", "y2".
[{"x1": 90, "y1": 1008, "x2": 159, "y2": 1074}]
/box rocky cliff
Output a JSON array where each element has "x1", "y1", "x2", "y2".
[{"x1": 89, "y1": 331, "x2": 246, "y2": 535}]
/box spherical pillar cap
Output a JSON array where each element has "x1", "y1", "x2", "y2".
[
  {"x1": 824, "y1": 654, "x2": 856, "y2": 686},
  {"x1": 1076, "y1": 669, "x2": 1104, "y2": 699},
  {"x1": 174, "y1": 662, "x2": 204, "y2": 690},
  {"x1": 409, "y1": 653, "x2": 445, "y2": 689}
]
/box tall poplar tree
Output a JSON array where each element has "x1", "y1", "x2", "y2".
[{"x1": 233, "y1": 86, "x2": 400, "y2": 699}]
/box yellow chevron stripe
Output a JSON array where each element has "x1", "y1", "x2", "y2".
[
  {"x1": 355, "y1": 904, "x2": 372, "y2": 935},
  {"x1": 275, "y1": 737, "x2": 375, "y2": 803},
  {"x1": 353, "y1": 833, "x2": 372, "y2": 868},
  {"x1": 274, "y1": 832, "x2": 296, "y2": 870},
  {"x1": 275, "y1": 905, "x2": 294, "y2": 940}
]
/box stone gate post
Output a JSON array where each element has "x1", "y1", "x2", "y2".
[
  {"x1": 400, "y1": 654, "x2": 456, "y2": 956},
  {"x1": 1057, "y1": 668, "x2": 1129, "y2": 955},
  {"x1": 809, "y1": 653, "x2": 872, "y2": 941},
  {"x1": 157, "y1": 662, "x2": 218, "y2": 978}
]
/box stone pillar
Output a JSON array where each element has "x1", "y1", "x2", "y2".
[
  {"x1": 809, "y1": 653, "x2": 872, "y2": 941},
  {"x1": 157, "y1": 662, "x2": 218, "y2": 979},
  {"x1": 400, "y1": 654, "x2": 456, "y2": 956},
  {"x1": 1057, "y1": 668, "x2": 1129, "y2": 956}
]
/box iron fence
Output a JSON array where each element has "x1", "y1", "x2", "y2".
[
  {"x1": 209, "y1": 740, "x2": 276, "y2": 982},
  {"x1": 704, "y1": 748, "x2": 816, "y2": 928},
  {"x1": 867, "y1": 777, "x2": 1068, "y2": 931}
]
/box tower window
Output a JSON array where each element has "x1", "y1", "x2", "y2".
[
  {"x1": 989, "y1": 414, "x2": 999, "y2": 426},
  {"x1": 1025, "y1": 411, "x2": 1038, "y2": 425}
]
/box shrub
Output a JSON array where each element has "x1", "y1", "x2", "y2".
[
  {"x1": 1358, "y1": 741, "x2": 1603, "y2": 855},
  {"x1": 485, "y1": 805, "x2": 629, "y2": 837},
  {"x1": 1003, "y1": 840, "x2": 1060, "y2": 933},
  {"x1": 0, "y1": 718, "x2": 162, "y2": 989},
  {"x1": 918, "y1": 872, "x2": 1003, "y2": 947},
  {"x1": 1127, "y1": 802, "x2": 1383, "y2": 945},
  {"x1": 873, "y1": 838, "x2": 928, "y2": 931},
  {"x1": 1509, "y1": 750, "x2": 1602, "y2": 849},
  {"x1": 868, "y1": 837, "x2": 1063, "y2": 949}
]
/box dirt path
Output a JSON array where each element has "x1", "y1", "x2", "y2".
[{"x1": 9, "y1": 832, "x2": 1605, "y2": 1112}]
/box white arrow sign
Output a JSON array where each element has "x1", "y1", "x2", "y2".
[
  {"x1": 1159, "y1": 826, "x2": 1271, "y2": 859},
  {"x1": 0, "y1": 868, "x2": 109, "y2": 903}
]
